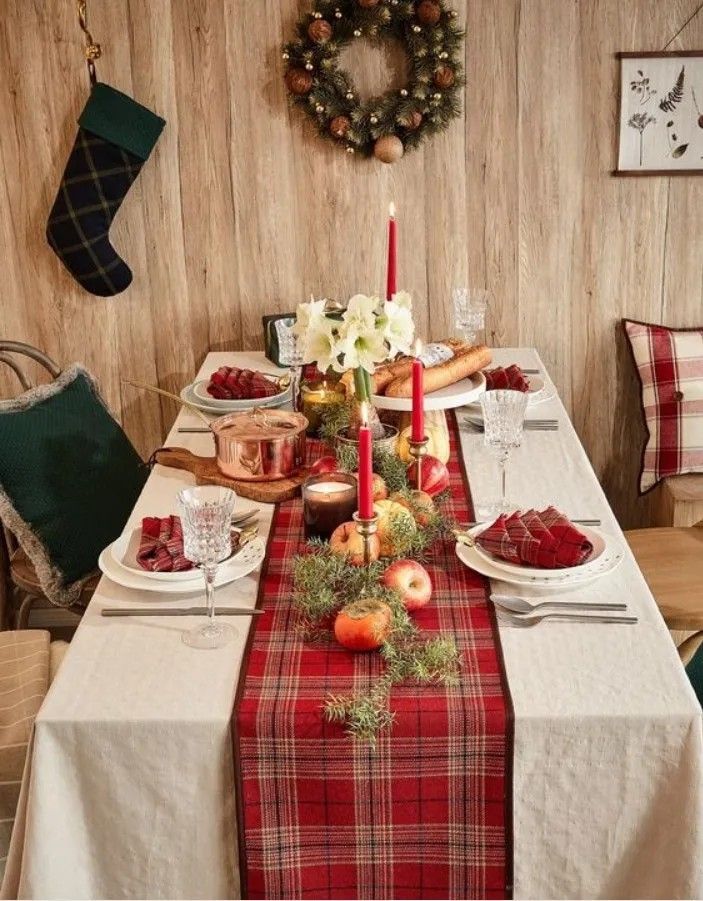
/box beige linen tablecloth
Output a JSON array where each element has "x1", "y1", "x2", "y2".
[{"x1": 3, "y1": 350, "x2": 702, "y2": 900}]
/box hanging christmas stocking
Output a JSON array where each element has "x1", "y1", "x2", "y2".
[{"x1": 46, "y1": 82, "x2": 165, "y2": 297}]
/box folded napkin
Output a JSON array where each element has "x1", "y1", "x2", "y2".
[
  {"x1": 137, "y1": 516, "x2": 194, "y2": 572},
  {"x1": 484, "y1": 364, "x2": 530, "y2": 392},
  {"x1": 208, "y1": 367, "x2": 280, "y2": 400},
  {"x1": 477, "y1": 507, "x2": 593, "y2": 569}
]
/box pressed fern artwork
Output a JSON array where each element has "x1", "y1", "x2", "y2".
[{"x1": 616, "y1": 53, "x2": 703, "y2": 173}]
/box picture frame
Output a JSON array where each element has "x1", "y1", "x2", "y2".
[{"x1": 615, "y1": 51, "x2": 703, "y2": 176}]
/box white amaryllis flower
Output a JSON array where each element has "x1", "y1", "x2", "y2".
[
  {"x1": 341, "y1": 294, "x2": 380, "y2": 336},
  {"x1": 303, "y1": 317, "x2": 341, "y2": 372},
  {"x1": 338, "y1": 327, "x2": 389, "y2": 373},
  {"x1": 378, "y1": 300, "x2": 415, "y2": 356},
  {"x1": 390, "y1": 290, "x2": 412, "y2": 310},
  {"x1": 293, "y1": 299, "x2": 327, "y2": 337}
]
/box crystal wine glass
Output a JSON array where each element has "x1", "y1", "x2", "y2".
[
  {"x1": 479, "y1": 389, "x2": 528, "y2": 515},
  {"x1": 278, "y1": 320, "x2": 305, "y2": 412},
  {"x1": 453, "y1": 287, "x2": 488, "y2": 344},
  {"x1": 178, "y1": 485, "x2": 238, "y2": 649}
]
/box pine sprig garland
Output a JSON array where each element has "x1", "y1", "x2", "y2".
[{"x1": 283, "y1": 0, "x2": 464, "y2": 159}]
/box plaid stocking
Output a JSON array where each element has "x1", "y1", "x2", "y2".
[{"x1": 46, "y1": 83, "x2": 165, "y2": 297}]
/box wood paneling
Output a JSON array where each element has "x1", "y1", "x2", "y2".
[{"x1": 1, "y1": 0, "x2": 702, "y2": 527}]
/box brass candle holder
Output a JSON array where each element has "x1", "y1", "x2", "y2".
[
  {"x1": 353, "y1": 511, "x2": 379, "y2": 566},
  {"x1": 408, "y1": 436, "x2": 429, "y2": 491}
]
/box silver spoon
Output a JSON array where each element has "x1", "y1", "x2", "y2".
[{"x1": 491, "y1": 594, "x2": 627, "y2": 615}]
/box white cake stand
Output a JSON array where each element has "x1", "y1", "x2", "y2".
[{"x1": 371, "y1": 370, "x2": 486, "y2": 411}]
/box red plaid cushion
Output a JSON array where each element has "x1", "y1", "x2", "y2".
[
  {"x1": 624, "y1": 319, "x2": 703, "y2": 492},
  {"x1": 477, "y1": 508, "x2": 593, "y2": 569},
  {"x1": 484, "y1": 364, "x2": 530, "y2": 392},
  {"x1": 137, "y1": 516, "x2": 193, "y2": 572}
]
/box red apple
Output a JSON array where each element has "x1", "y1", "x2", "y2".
[
  {"x1": 381, "y1": 559, "x2": 433, "y2": 611},
  {"x1": 310, "y1": 455, "x2": 339, "y2": 475},
  {"x1": 330, "y1": 520, "x2": 380, "y2": 566},
  {"x1": 408, "y1": 455, "x2": 450, "y2": 497}
]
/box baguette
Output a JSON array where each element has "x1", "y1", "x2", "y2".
[
  {"x1": 385, "y1": 344, "x2": 492, "y2": 397},
  {"x1": 340, "y1": 356, "x2": 413, "y2": 396}
]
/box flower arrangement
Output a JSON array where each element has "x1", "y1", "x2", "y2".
[{"x1": 294, "y1": 291, "x2": 415, "y2": 402}]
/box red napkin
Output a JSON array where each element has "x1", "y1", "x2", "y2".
[
  {"x1": 137, "y1": 516, "x2": 194, "y2": 572},
  {"x1": 484, "y1": 364, "x2": 530, "y2": 392},
  {"x1": 477, "y1": 508, "x2": 593, "y2": 569},
  {"x1": 207, "y1": 367, "x2": 280, "y2": 400}
]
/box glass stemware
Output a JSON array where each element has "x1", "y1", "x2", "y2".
[
  {"x1": 479, "y1": 389, "x2": 528, "y2": 514},
  {"x1": 178, "y1": 485, "x2": 238, "y2": 649},
  {"x1": 277, "y1": 321, "x2": 305, "y2": 411},
  {"x1": 453, "y1": 287, "x2": 489, "y2": 344}
]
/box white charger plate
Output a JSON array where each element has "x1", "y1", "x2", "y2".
[
  {"x1": 98, "y1": 535, "x2": 266, "y2": 594},
  {"x1": 465, "y1": 375, "x2": 554, "y2": 414},
  {"x1": 455, "y1": 530, "x2": 623, "y2": 592},
  {"x1": 471, "y1": 523, "x2": 608, "y2": 581},
  {"x1": 179, "y1": 383, "x2": 290, "y2": 415},
  {"x1": 372, "y1": 370, "x2": 486, "y2": 412}
]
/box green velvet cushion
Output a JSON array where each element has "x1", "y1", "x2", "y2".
[
  {"x1": 0, "y1": 367, "x2": 147, "y2": 598},
  {"x1": 686, "y1": 647, "x2": 703, "y2": 708}
]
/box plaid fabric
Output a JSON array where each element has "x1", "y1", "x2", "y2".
[
  {"x1": 234, "y1": 412, "x2": 512, "y2": 900},
  {"x1": 624, "y1": 319, "x2": 703, "y2": 492},
  {"x1": 484, "y1": 366, "x2": 530, "y2": 392},
  {"x1": 46, "y1": 129, "x2": 142, "y2": 297},
  {"x1": 477, "y1": 508, "x2": 593, "y2": 569},
  {"x1": 137, "y1": 516, "x2": 193, "y2": 572},
  {"x1": 207, "y1": 367, "x2": 281, "y2": 400}
]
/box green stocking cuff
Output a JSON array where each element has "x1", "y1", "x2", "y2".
[{"x1": 78, "y1": 82, "x2": 165, "y2": 161}]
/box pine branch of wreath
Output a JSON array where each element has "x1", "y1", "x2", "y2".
[{"x1": 282, "y1": 0, "x2": 464, "y2": 161}]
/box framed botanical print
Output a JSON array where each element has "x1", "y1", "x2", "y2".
[{"x1": 615, "y1": 51, "x2": 703, "y2": 175}]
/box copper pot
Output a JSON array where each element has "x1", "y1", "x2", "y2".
[{"x1": 211, "y1": 408, "x2": 308, "y2": 481}]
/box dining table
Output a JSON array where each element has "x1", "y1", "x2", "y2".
[{"x1": 2, "y1": 348, "x2": 702, "y2": 900}]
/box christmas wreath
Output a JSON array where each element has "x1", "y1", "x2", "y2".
[{"x1": 282, "y1": 0, "x2": 464, "y2": 163}]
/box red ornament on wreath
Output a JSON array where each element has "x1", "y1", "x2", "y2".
[
  {"x1": 285, "y1": 67, "x2": 313, "y2": 95},
  {"x1": 308, "y1": 18, "x2": 333, "y2": 42},
  {"x1": 357, "y1": 0, "x2": 381, "y2": 7},
  {"x1": 330, "y1": 115, "x2": 351, "y2": 138},
  {"x1": 416, "y1": 0, "x2": 442, "y2": 26},
  {"x1": 401, "y1": 110, "x2": 423, "y2": 131}
]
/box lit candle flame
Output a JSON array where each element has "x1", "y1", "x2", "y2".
[
  {"x1": 414, "y1": 338, "x2": 423, "y2": 358},
  {"x1": 360, "y1": 401, "x2": 369, "y2": 427},
  {"x1": 389, "y1": 201, "x2": 396, "y2": 219}
]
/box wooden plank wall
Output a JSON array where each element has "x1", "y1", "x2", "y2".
[{"x1": 1, "y1": 0, "x2": 702, "y2": 527}]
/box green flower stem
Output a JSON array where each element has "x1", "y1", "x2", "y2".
[{"x1": 353, "y1": 366, "x2": 371, "y2": 402}]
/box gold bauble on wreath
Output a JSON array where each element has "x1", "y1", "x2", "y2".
[
  {"x1": 416, "y1": 0, "x2": 441, "y2": 26},
  {"x1": 285, "y1": 67, "x2": 313, "y2": 95},
  {"x1": 374, "y1": 135, "x2": 404, "y2": 164},
  {"x1": 330, "y1": 115, "x2": 351, "y2": 138},
  {"x1": 308, "y1": 18, "x2": 333, "y2": 42},
  {"x1": 434, "y1": 65, "x2": 455, "y2": 88}
]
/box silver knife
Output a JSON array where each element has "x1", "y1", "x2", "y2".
[{"x1": 101, "y1": 607, "x2": 263, "y2": 617}]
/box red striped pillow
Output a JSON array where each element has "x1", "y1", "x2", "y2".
[{"x1": 624, "y1": 319, "x2": 703, "y2": 493}]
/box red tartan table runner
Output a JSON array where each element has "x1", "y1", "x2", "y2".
[{"x1": 233, "y1": 412, "x2": 513, "y2": 900}]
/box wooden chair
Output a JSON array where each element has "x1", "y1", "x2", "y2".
[
  {"x1": 0, "y1": 342, "x2": 97, "y2": 629},
  {"x1": 625, "y1": 521, "x2": 703, "y2": 665}
]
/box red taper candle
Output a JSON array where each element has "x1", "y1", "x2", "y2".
[
  {"x1": 411, "y1": 343, "x2": 425, "y2": 442},
  {"x1": 386, "y1": 202, "x2": 397, "y2": 301},
  {"x1": 358, "y1": 403, "x2": 374, "y2": 519}
]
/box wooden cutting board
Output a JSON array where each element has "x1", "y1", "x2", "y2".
[{"x1": 153, "y1": 447, "x2": 308, "y2": 502}]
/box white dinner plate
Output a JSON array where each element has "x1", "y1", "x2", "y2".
[
  {"x1": 179, "y1": 383, "x2": 290, "y2": 415},
  {"x1": 98, "y1": 535, "x2": 266, "y2": 594},
  {"x1": 455, "y1": 528, "x2": 623, "y2": 592},
  {"x1": 372, "y1": 370, "x2": 486, "y2": 412},
  {"x1": 465, "y1": 375, "x2": 554, "y2": 414},
  {"x1": 191, "y1": 378, "x2": 290, "y2": 410},
  {"x1": 471, "y1": 523, "x2": 608, "y2": 581}
]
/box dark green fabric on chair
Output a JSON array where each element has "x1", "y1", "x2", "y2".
[
  {"x1": 686, "y1": 647, "x2": 703, "y2": 708},
  {"x1": 0, "y1": 366, "x2": 147, "y2": 605}
]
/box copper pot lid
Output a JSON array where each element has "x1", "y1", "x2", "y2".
[{"x1": 211, "y1": 408, "x2": 308, "y2": 441}]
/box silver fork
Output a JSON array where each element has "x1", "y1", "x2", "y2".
[
  {"x1": 491, "y1": 594, "x2": 627, "y2": 615},
  {"x1": 498, "y1": 609, "x2": 638, "y2": 627}
]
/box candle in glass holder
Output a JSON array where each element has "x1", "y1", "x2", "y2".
[
  {"x1": 303, "y1": 472, "x2": 358, "y2": 539},
  {"x1": 301, "y1": 380, "x2": 345, "y2": 436}
]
